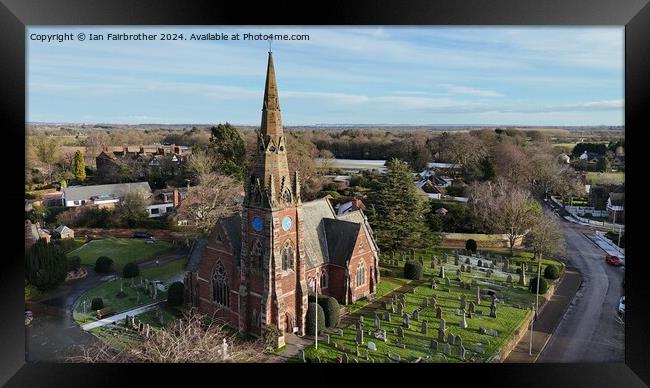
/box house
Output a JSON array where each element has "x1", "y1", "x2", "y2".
[
  {"x1": 435, "y1": 207, "x2": 448, "y2": 216},
  {"x1": 185, "y1": 51, "x2": 380, "y2": 338},
  {"x1": 62, "y1": 182, "x2": 152, "y2": 208},
  {"x1": 146, "y1": 187, "x2": 188, "y2": 218},
  {"x1": 95, "y1": 144, "x2": 192, "y2": 183},
  {"x1": 52, "y1": 225, "x2": 74, "y2": 239},
  {"x1": 41, "y1": 191, "x2": 63, "y2": 207},
  {"x1": 588, "y1": 185, "x2": 616, "y2": 210},
  {"x1": 329, "y1": 196, "x2": 367, "y2": 216},
  {"x1": 607, "y1": 187, "x2": 625, "y2": 223},
  {"x1": 426, "y1": 162, "x2": 463, "y2": 177}
]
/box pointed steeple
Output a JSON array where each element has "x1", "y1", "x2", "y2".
[{"x1": 260, "y1": 51, "x2": 282, "y2": 137}]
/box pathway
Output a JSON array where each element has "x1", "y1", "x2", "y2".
[{"x1": 81, "y1": 301, "x2": 164, "y2": 331}]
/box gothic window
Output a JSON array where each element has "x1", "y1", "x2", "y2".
[
  {"x1": 250, "y1": 239, "x2": 264, "y2": 270},
  {"x1": 356, "y1": 261, "x2": 366, "y2": 287},
  {"x1": 321, "y1": 271, "x2": 328, "y2": 289},
  {"x1": 212, "y1": 260, "x2": 230, "y2": 308},
  {"x1": 281, "y1": 187, "x2": 292, "y2": 204},
  {"x1": 281, "y1": 240, "x2": 294, "y2": 271}
]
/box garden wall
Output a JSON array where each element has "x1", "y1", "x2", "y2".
[
  {"x1": 441, "y1": 233, "x2": 524, "y2": 249},
  {"x1": 75, "y1": 228, "x2": 190, "y2": 242}
]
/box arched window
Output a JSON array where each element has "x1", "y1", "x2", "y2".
[
  {"x1": 250, "y1": 239, "x2": 264, "y2": 270},
  {"x1": 308, "y1": 277, "x2": 316, "y2": 293},
  {"x1": 212, "y1": 260, "x2": 230, "y2": 308},
  {"x1": 356, "y1": 261, "x2": 366, "y2": 287},
  {"x1": 281, "y1": 240, "x2": 294, "y2": 271},
  {"x1": 320, "y1": 271, "x2": 328, "y2": 289}
]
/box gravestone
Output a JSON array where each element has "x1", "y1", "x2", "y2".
[
  {"x1": 468, "y1": 301, "x2": 476, "y2": 313},
  {"x1": 431, "y1": 298, "x2": 437, "y2": 311},
  {"x1": 431, "y1": 260, "x2": 436, "y2": 269},
  {"x1": 419, "y1": 256, "x2": 424, "y2": 265},
  {"x1": 518, "y1": 263, "x2": 527, "y2": 285},
  {"x1": 460, "y1": 295, "x2": 466, "y2": 310},
  {"x1": 391, "y1": 300, "x2": 395, "y2": 313},
  {"x1": 397, "y1": 327, "x2": 404, "y2": 338},
  {"x1": 421, "y1": 320, "x2": 429, "y2": 335},
  {"x1": 445, "y1": 278, "x2": 450, "y2": 287},
  {"x1": 440, "y1": 267, "x2": 446, "y2": 279},
  {"x1": 455, "y1": 335, "x2": 462, "y2": 348},
  {"x1": 439, "y1": 317, "x2": 446, "y2": 331},
  {"x1": 436, "y1": 307, "x2": 443, "y2": 319},
  {"x1": 325, "y1": 334, "x2": 330, "y2": 344},
  {"x1": 460, "y1": 311, "x2": 468, "y2": 328},
  {"x1": 360, "y1": 315, "x2": 364, "y2": 325},
  {"x1": 412, "y1": 309, "x2": 419, "y2": 321},
  {"x1": 431, "y1": 340, "x2": 438, "y2": 351},
  {"x1": 476, "y1": 287, "x2": 481, "y2": 304},
  {"x1": 480, "y1": 338, "x2": 490, "y2": 346},
  {"x1": 431, "y1": 278, "x2": 438, "y2": 290},
  {"x1": 478, "y1": 327, "x2": 486, "y2": 335},
  {"x1": 437, "y1": 328, "x2": 445, "y2": 342},
  {"x1": 460, "y1": 264, "x2": 465, "y2": 272},
  {"x1": 506, "y1": 274, "x2": 513, "y2": 283},
  {"x1": 422, "y1": 297, "x2": 428, "y2": 307},
  {"x1": 356, "y1": 344, "x2": 360, "y2": 357},
  {"x1": 489, "y1": 304, "x2": 497, "y2": 318},
  {"x1": 503, "y1": 259, "x2": 509, "y2": 271},
  {"x1": 456, "y1": 269, "x2": 462, "y2": 278},
  {"x1": 454, "y1": 256, "x2": 459, "y2": 266},
  {"x1": 397, "y1": 302, "x2": 404, "y2": 315},
  {"x1": 385, "y1": 311, "x2": 391, "y2": 321},
  {"x1": 368, "y1": 341, "x2": 377, "y2": 351},
  {"x1": 356, "y1": 327, "x2": 364, "y2": 344},
  {"x1": 459, "y1": 345, "x2": 466, "y2": 360},
  {"x1": 365, "y1": 349, "x2": 370, "y2": 360},
  {"x1": 465, "y1": 257, "x2": 471, "y2": 264},
  {"x1": 474, "y1": 345, "x2": 485, "y2": 354},
  {"x1": 375, "y1": 315, "x2": 381, "y2": 330},
  {"x1": 447, "y1": 332, "x2": 455, "y2": 345},
  {"x1": 443, "y1": 343, "x2": 451, "y2": 355},
  {"x1": 299, "y1": 349, "x2": 306, "y2": 363},
  {"x1": 402, "y1": 313, "x2": 410, "y2": 329}
]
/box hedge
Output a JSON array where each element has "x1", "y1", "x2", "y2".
[
  {"x1": 94, "y1": 256, "x2": 113, "y2": 273},
  {"x1": 404, "y1": 260, "x2": 423, "y2": 280},
  {"x1": 305, "y1": 302, "x2": 325, "y2": 335},
  {"x1": 167, "y1": 281, "x2": 184, "y2": 306}
]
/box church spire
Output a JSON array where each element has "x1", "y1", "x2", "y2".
[{"x1": 260, "y1": 51, "x2": 282, "y2": 136}]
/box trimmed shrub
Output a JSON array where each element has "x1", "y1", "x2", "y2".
[
  {"x1": 263, "y1": 324, "x2": 282, "y2": 351},
  {"x1": 167, "y1": 281, "x2": 184, "y2": 306},
  {"x1": 94, "y1": 256, "x2": 113, "y2": 273},
  {"x1": 465, "y1": 239, "x2": 478, "y2": 253},
  {"x1": 305, "y1": 302, "x2": 325, "y2": 335},
  {"x1": 544, "y1": 265, "x2": 560, "y2": 280},
  {"x1": 404, "y1": 260, "x2": 423, "y2": 280},
  {"x1": 319, "y1": 296, "x2": 341, "y2": 328},
  {"x1": 122, "y1": 262, "x2": 140, "y2": 278},
  {"x1": 67, "y1": 255, "x2": 81, "y2": 272},
  {"x1": 91, "y1": 297, "x2": 104, "y2": 310},
  {"x1": 529, "y1": 277, "x2": 549, "y2": 294}
]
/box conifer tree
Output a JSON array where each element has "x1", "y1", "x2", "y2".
[
  {"x1": 25, "y1": 239, "x2": 68, "y2": 291},
  {"x1": 74, "y1": 150, "x2": 86, "y2": 182}
]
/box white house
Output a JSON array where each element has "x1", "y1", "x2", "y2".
[{"x1": 62, "y1": 182, "x2": 152, "y2": 208}]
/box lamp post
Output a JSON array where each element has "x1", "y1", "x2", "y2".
[
  {"x1": 529, "y1": 303, "x2": 535, "y2": 357},
  {"x1": 536, "y1": 253, "x2": 542, "y2": 319},
  {"x1": 314, "y1": 275, "x2": 319, "y2": 350}
]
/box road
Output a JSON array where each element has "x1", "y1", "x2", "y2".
[{"x1": 537, "y1": 208, "x2": 625, "y2": 362}]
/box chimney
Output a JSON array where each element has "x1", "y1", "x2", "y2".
[
  {"x1": 123, "y1": 144, "x2": 128, "y2": 154},
  {"x1": 140, "y1": 145, "x2": 145, "y2": 154},
  {"x1": 173, "y1": 189, "x2": 180, "y2": 208}
]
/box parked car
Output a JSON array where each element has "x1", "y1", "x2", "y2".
[
  {"x1": 605, "y1": 254, "x2": 622, "y2": 266},
  {"x1": 618, "y1": 296, "x2": 625, "y2": 316}
]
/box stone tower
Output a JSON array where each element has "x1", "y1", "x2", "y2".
[{"x1": 238, "y1": 51, "x2": 308, "y2": 336}]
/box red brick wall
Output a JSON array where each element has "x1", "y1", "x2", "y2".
[{"x1": 347, "y1": 227, "x2": 377, "y2": 303}]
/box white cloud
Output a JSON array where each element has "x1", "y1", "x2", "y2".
[{"x1": 441, "y1": 84, "x2": 503, "y2": 97}]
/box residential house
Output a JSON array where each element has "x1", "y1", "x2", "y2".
[
  {"x1": 607, "y1": 186, "x2": 625, "y2": 223},
  {"x1": 95, "y1": 144, "x2": 192, "y2": 183},
  {"x1": 62, "y1": 182, "x2": 152, "y2": 208},
  {"x1": 52, "y1": 225, "x2": 74, "y2": 239},
  {"x1": 146, "y1": 187, "x2": 188, "y2": 218},
  {"x1": 329, "y1": 196, "x2": 367, "y2": 216}
]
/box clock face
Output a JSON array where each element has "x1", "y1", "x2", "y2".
[
  {"x1": 251, "y1": 216, "x2": 263, "y2": 232},
  {"x1": 281, "y1": 216, "x2": 293, "y2": 231}
]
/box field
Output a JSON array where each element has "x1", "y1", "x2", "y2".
[
  {"x1": 72, "y1": 258, "x2": 186, "y2": 325},
  {"x1": 67, "y1": 238, "x2": 173, "y2": 271},
  {"x1": 293, "y1": 247, "x2": 561, "y2": 363}
]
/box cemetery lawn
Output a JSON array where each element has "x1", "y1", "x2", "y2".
[
  {"x1": 67, "y1": 238, "x2": 174, "y2": 271},
  {"x1": 73, "y1": 258, "x2": 186, "y2": 325},
  {"x1": 294, "y1": 248, "x2": 561, "y2": 363}
]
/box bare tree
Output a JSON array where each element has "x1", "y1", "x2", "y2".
[
  {"x1": 525, "y1": 214, "x2": 566, "y2": 260},
  {"x1": 31, "y1": 134, "x2": 61, "y2": 183},
  {"x1": 492, "y1": 141, "x2": 532, "y2": 189},
  {"x1": 467, "y1": 178, "x2": 542, "y2": 255},
  {"x1": 443, "y1": 133, "x2": 487, "y2": 171},
  {"x1": 176, "y1": 173, "x2": 243, "y2": 234},
  {"x1": 186, "y1": 148, "x2": 218, "y2": 178},
  {"x1": 68, "y1": 310, "x2": 267, "y2": 363},
  {"x1": 84, "y1": 132, "x2": 108, "y2": 168}
]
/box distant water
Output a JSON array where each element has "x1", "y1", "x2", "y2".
[{"x1": 315, "y1": 158, "x2": 386, "y2": 170}]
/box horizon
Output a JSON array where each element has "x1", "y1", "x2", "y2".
[{"x1": 28, "y1": 26, "x2": 624, "y2": 126}]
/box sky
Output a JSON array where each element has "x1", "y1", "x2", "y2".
[{"x1": 27, "y1": 26, "x2": 624, "y2": 126}]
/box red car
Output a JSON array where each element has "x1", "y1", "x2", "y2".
[{"x1": 606, "y1": 254, "x2": 622, "y2": 266}]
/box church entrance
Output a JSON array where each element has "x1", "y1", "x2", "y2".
[{"x1": 285, "y1": 312, "x2": 295, "y2": 333}]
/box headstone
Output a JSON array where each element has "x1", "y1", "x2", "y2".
[
  {"x1": 503, "y1": 259, "x2": 510, "y2": 271},
  {"x1": 447, "y1": 332, "x2": 455, "y2": 345},
  {"x1": 356, "y1": 326, "x2": 364, "y2": 344},
  {"x1": 443, "y1": 342, "x2": 451, "y2": 355},
  {"x1": 402, "y1": 313, "x2": 410, "y2": 329},
  {"x1": 368, "y1": 341, "x2": 377, "y2": 351},
  {"x1": 454, "y1": 256, "x2": 459, "y2": 266},
  {"x1": 486, "y1": 269, "x2": 493, "y2": 278},
  {"x1": 465, "y1": 257, "x2": 471, "y2": 264},
  {"x1": 360, "y1": 315, "x2": 364, "y2": 325},
  {"x1": 431, "y1": 340, "x2": 438, "y2": 351},
  {"x1": 431, "y1": 278, "x2": 438, "y2": 290},
  {"x1": 474, "y1": 345, "x2": 486, "y2": 354},
  {"x1": 445, "y1": 278, "x2": 450, "y2": 287},
  {"x1": 356, "y1": 344, "x2": 360, "y2": 357},
  {"x1": 391, "y1": 300, "x2": 395, "y2": 313},
  {"x1": 440, "y1": 266, "x2": 446, "y2": 279},
  {"x1": 374, "y1": 315, "x2": 381, "y2": 330},
  {"x1": 412, "y1": 309, "x2": 419, "y2": 321},
  {"x1": 421, "y1": 320, "x2": 429, "y2": 335},
  {"x1": 325, "y1": 334, "x2": 330, "y2": 344},
  {"x1": 507, "y1": 275, "x2": 513, "y2": 283},
  {"x1": 385, "y1": 311, "x2": 391, "y2": 321},
  {"x1": 437, "y1": 328, "x2": 445, "y2": 342},
  {"x1": 519, "y1": 263, "x2": 526, "y2": 285},
  {"x1": 365, "y1": 349, "x2": 370, "y2": 360},
  {"x1": 460, "y1": 295, "x2": 466, "y2": 310},
  {"x1": 431, "y1": 260, "x2": 436, "y2": 269},
  {"x1": 460, "y1": 264, "x2": 465, "y2": 272},
  {"x1": 460, "y1": 311, "x2": 468, "y2": 328},
  {"x1": 436, "y1": 307, "x2": 443, "y2": 319},
  {"x1": 459, "y1": 345, "x2": 466, "y2": 360},
  {"x1": 490, "y1": 304, "x2": 497, "y2": 318},
  {"x1": 221, "y1": 338, "x2": 229, "y2": 360},
  {"x1": 469, "y1": 301, "x2": 476, "y2": 313},
  {"x1": 431, "y1": 298, "x2": 437, "y2": 311},
  {"x1": 480, "y1": 339, "x2": 490, "y2": 346},
  {"x1": 299, "y1": 349, "x2": 306, "y2": 362},
  {"x1": 397, "y1": 327, "x2": 404, "y2": 338},
  {"x1": 476, "y1": 287, "x2": 481, "y2": 304}
]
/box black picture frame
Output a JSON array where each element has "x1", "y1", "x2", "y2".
[{"x1": 2, "y1": 0, "x2": 648, "y2": 386}]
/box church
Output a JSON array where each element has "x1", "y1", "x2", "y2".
[{"x1": 184, "y1": 50, "x2": 380, "y2": 337}]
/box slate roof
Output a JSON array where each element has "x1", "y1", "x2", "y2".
[
  {"x1": 186, "y1": 238, "x2": 208, "y2": 272},
  {"x1": 63, "y1": 182, "x2": 152, "y2": 202},
  {"x1": 324, "y1": 218, "x2": 360, "y2": 266},
  {"x1": 609, "y1": 192, "x2": 625, "y2": 207},
  {"x1": 221, "y1": 214, "x2": 242, "y2": 264},
  {"x1": 54, "y1": 225, "x2": 74, "y2": 234},
  {"x1": 301, "y1": 198, "x2": 337, "y2": 269}
]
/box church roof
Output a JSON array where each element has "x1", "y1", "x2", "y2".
[
  {"x1": 186, "y1": 238, "x2": 208, "y2": 272},
  {"x1": 301, "y1": 198, "x2": 337, "y2": 269},
  {"x1": 221, "y1": 214, "x2": 242, "y2": 264},
  {"x1": 324, "y1": 218, "x2": 360, "y2": 267}
]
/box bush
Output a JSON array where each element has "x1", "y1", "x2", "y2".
[
  {"x1": 167, "y1": 281, "x2": 185, "y2": 306},
  {"x1": 67, "y1": 256, "x2": 81, "y2": 272},
  {"x1": 263, "y1": 324, "x2": 282, "y2": 351},
  {"x1": 320, "y1": 296, "x2": 341, "y2": 328},
  {"x1": 305, "y1": 302, "x2": 325, "y2": 335},
  {"x1": 94, "y1": 256, "x2": 114, "y2": 273},
  {"x1": 404, "y1": 260, "x2": 423, "y2": 280},
  {"x1": 25, "y1": 239, "x2": 68, "y2": 291},
  {"x1": 465, "y1": 239, "x2": 477, "y2": 253},
  {"x1": 544, "y1": 265, "x2": 560, "y2": 280},
  {"x1": 91, "y1": 297, "x2": 104, "y2": 310},
  {"x1": 529, "y1": 277, "x2": 549, "y2": 294},
  {"x1": 122, "y1": 262, "x2": 140, "y2": 278}
]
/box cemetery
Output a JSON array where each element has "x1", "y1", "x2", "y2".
[
  {"x1": 296, "y1": 247, "x2": 564, "y2": 363},
  {"x1": 67, "y1": 237, "x2": 174, "y2": 271},
  {"x1": 72, "y1": 258, "x2": 185, "y2": 325}
]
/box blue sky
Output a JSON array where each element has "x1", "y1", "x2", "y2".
[{"x1": 27, "y1": 27, "x2": 623, "y2": 126}]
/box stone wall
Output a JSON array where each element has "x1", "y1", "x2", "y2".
[
  {"x1": 441, "y1": 233, "x2": 524, "y2": 249},
  {"x1": 74, "y1": 227, "x2": 189, "y2": 241}
]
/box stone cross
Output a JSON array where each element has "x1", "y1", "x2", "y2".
[
  {"x1": 421, "y1": 320, "x2": 428, "y2": 335},
  {"x1": 436, "y1": 307, "x2": 443, "y2": 319},
  {"x1": 402, "y1": 313, "x2": 410, "y2": 329}
]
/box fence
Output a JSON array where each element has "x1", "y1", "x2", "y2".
[
  {"x1": 551, "y1": 196, "x2": 624, "y2": 231},
  {"x1": 564, "y1": 206, "x2": 608, "y2": 217}
]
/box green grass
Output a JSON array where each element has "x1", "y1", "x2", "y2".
[
  {"x1": 586, "y1": 172, "x2": 625, "y2": 186},
  {"x1": 73, "y1": 258, "x2": 186, "y2": 325},
  {"x1": 68, "y1": 238, "x2": 173, "y2": 271},
  {"x1": 294, "y1": 248, "x2": 561, "y2": 363}
]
